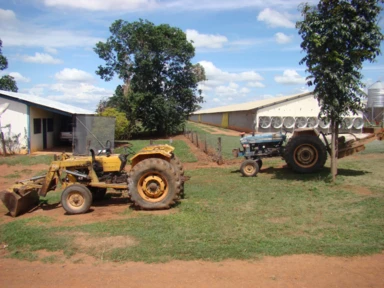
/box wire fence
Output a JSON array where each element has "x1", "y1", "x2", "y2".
[{"x1": 184, "y1": 129, "x2": 224, "y2": 164}]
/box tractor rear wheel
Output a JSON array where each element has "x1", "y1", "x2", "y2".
[
  {"x1": 128, "y1": 158, "x2": 180, "y2": 210},
  {"x1": 240, "y1": 159, "x2": 260, "y2": 177},
  {"x1": 284, "y1": 134, "x2": 327, "y2": 173},
  {"x1": 170, "y1": 155, "x2": 184, "y2": 176},
  {"x1": 61, "y1": 184, "x2": 92, "y2": 214},
  {"x1": 170, "y1": 154, "x2": 185, "y2": 198}
]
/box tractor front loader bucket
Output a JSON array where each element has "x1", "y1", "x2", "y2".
[{"x1": 0, "y1": 189, "x2": 40, "y2": 217}]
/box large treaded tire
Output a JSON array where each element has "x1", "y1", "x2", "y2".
[
  {"x1": 128, "y1": 158, "x2": 180, "y2": 210},
  {"x1": 170, "y1": 155, "x2": 184, "y2": 176},
  {"x1": 170, "y1": 154, "x2": 185, "y2": 198},
  {"x1": 284, "y1": 135, "x2": 327, "y2": 173},
  {"x1": 61, "y1": 184, "x2": 92, "y2": 214}
]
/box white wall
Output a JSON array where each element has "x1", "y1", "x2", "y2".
[
  {"x1": 257, "y1": 94, "x2": 363, "y2": 118},
  {"x1": 258, "y1": 95, "x2": 320, "y2": 117},
  {"x1": 0, "y1": 98, "x2": 29, "y2": 153}
]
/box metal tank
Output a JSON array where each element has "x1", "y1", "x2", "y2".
[
  {"x1": 368, "y1": 81, "x2": 384, "y2": 107},
  {"x1": 367, "y1": 81, "x2": 384, "y2": 125}
]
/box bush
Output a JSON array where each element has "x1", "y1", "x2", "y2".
[{"x1": 99, "y1": 108, "x2": 129, "y2": 140}]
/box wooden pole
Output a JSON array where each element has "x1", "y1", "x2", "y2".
[
  {"x1": 1, "y1": 132, "x2": 6, "y2": 156},
  {"x1": 217, "y1": 137, "x2": 223, "y2": 165}
]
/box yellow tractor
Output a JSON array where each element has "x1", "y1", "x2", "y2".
[{"x1": 0, "y1": 143, "x2": 184, "y2": 217}]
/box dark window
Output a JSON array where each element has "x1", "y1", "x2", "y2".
[
  {"x1": 47, "y1": 118, "x2": 54, "y2": 132},
  {"x1": 34, "y1": 118, "x2": 41, "y2": 134}
]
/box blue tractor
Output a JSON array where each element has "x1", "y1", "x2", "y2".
[{"x1": 232, "y1": 129, "x2": 328, "y2": 177}]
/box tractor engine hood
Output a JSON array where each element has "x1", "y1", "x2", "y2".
[{"x1": 240, "y1": 132, "x2": 286, "y2": 144}]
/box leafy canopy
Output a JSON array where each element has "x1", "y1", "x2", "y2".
[
  {"x1": 296, "y1": 0, "x2": 383, "y2": 123},
  {"x1": 0, "y1": 39, "x2": 18, "y2": 92},
  {"x1": 94, "y1": 19, "x2": 205, "y2": 136}
]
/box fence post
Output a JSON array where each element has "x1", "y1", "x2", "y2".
[
  {"x1": 150, "y1": 139, "x2": 153, "y2": 145},
  {"x1": 204, "y1": 134, "x2": 208, "y2": 153},
  {"x1": 191, "y1": 132, "x2": 195, "y2": 144},
  {"x1": 195, "y1": 133, "x2": 199, "y2": 148},
  {"x1": 217, "y1": 137, "x2": 223, "y2": 165}
]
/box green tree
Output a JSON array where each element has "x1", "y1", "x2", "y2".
[
  {"x1": 98, "y1": 107, "x2": 130, "y2": 140},
  {"x1": 94, "y1": 19, "x2": 205, "y2": 136},
  {"x1": 296, "y1": 0, "x2": 383, "y2": 180},
  {"x1": 0, "y1": 39, "x2": 18, "y2": 92}
]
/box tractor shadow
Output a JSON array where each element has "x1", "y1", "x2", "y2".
[
  {"x1": 231, "y1": 165, "x2": 371, "y2": 182},
  {"x1": 258, "y1": 166, "x2": 371, "y2": 182}
]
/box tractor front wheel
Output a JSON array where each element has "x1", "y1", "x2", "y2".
[
  {"x1": 240, "y1": 159, "x2": 260, "y2": 177},
  {"x1": 61, "y1": 184, "x2": 92, "y2": 215},
  {"x1": 128, "y1": 158, "x2": 180, "y2": 210}
]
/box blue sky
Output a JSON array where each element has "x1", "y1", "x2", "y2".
[{"x1": 0, "y1": 0, "x2": 383, "y2": 112}]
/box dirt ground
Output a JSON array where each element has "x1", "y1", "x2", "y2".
[{"x1": 1, "y1": 134, "x2": 384, "y2": 287}]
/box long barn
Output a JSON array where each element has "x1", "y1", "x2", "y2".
[{"x1": 189, "y1": 92, "x2": 364, "y2": 133}]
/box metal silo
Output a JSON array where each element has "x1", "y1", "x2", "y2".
[{"x1": 367, "y1": 81, "x2": 384, "y2": 125}]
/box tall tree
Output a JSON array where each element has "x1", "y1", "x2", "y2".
[
  {"x1": 0, "y1": 39, "x2": 18, "y2": 92},
  {"x1": 296, "y1": 0, "x2": 383, "y2": 180},
  {"x1": 94, "y1": 19, "x2": 205, "y2": 136}
]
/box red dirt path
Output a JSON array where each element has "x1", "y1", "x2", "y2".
[{"x1": 1, "y1": 254, "x2": 383, "y2": 288}]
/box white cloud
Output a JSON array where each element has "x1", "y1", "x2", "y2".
[
  {"x1": 43, "y1": 0, "x2": 315, "y2": 11},
  {"x1": 199, "y1": 61, "x2": 264, "y2": 84},
  {"x1": 48, "y1": 83, "x2": 112, "y2": 104},
  {"x1": 25, "y1": 82, "x2": 113, "y2": 107},
  {"x1": 23, "y1": 84, "x2": 49, "y2": 96},
  {"x1": 54, "y1": 68, "x2": 94, "y2": 82},
  {"x1": 275, "y1": 32, "x2": 293, "y2": 44},
  {"x1": 21, "y1": 53, "x2": 63, "y2": 64},
  {"x1": 215, "y1": 82, "x2": 250, "y2": 98},
  {"x1": 186, "y1": 29, "x2": 228, "y2": 49},
  {"x1": 257, "y1": 8, "x2": 295, "y2": 28},
  {"x1": 44, "y1": 0, "x2": 157, "y2": 11},
  {"x1": 0, "y1": 9, "x2": 103, "y2": 48},
  {"x1": 274, "y1": 70, "x2": 306, "y2": 85},
  {"x1": 9, "y1": 72, "x2": 30, "y2": 83},
  {"x1": 240, "y1": 87, "x2": 250, "y2": 94},
  {"x1": 44, "y1": 47, "x2": 58, "y2": 55},
  {"x1": 0, "y1": 9, "x2": 17, "y2": 22},
  {"x1": 247, "y1": 82, "x2": 265, "y2": 88}
]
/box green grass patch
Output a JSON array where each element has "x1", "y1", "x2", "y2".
[
  {"x1": 3, "y1": 173, "x2": 21, "y2": 179},
  {"x1": 360, "y1": 140, "x2": 384, "y2": 154},
  {"x1": 1, "y1": 151, "x2": 383, "y2": 263},
  {"x1": 0, "y1": 155, "x2": 53, "y2": 166}
]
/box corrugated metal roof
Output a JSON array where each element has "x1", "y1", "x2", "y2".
[
  {"x1": 193, "y1": 92, "x2": 314, "y2": 114},
  {"x1": 0, "y1": 89, "x2": 94, "y2": 115}
]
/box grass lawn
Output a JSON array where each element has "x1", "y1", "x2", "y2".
[{"x1": 0, "y1": 138, "x2": 383, "y2": 263}]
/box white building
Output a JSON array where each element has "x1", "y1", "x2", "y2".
[
  {"x1": 0, "y1": 89, "x2": 94, "y2": 153},
  {"x1": 189, "y1": 92, "x2": 364, "y2": 133}
]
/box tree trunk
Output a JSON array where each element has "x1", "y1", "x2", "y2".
[{"x1": 330, "y1": 119, "x2": 339, "y2": 181}]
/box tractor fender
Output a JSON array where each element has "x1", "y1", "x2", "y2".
[
  {"x1": 130, "y1": 144, "x2": 175, "y2": 167},
  {"x1": 291, "y1": 128, "x2": 320, "y2": 138}
]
